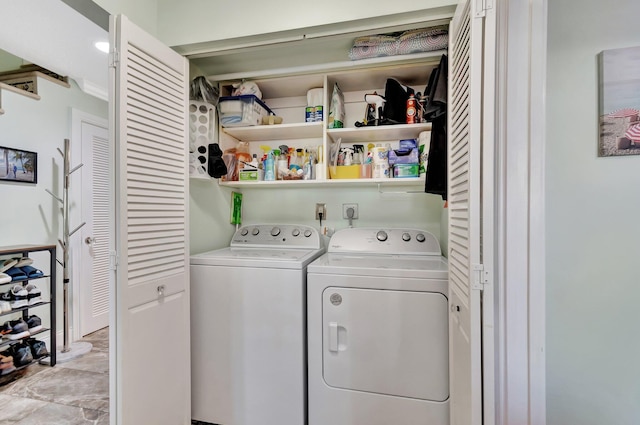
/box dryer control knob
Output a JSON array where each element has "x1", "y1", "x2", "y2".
[
  {"x1": 402, "y1": 232, "x2": 411, "y2": 242},
  {"x1": 292, "y1": 228, "x2": 300, "y2": 237},
  {"x1": 240, "y1": 228, "x2": 249, "y2": 236},
  {"x1": 304, "y1": 230, "x2": 313, "y2": 237},
  {"x1": 376, "y1": 230, "x2": 388, "y2": 242},
  {"x1": 271, "y1": 227, "x2": 281, "y2": 237},
  {"x1": 416, "y1": 233, "x2": 426, "y2": 243},
  {"x1": 251, "y1": 228, "x2": 260, "y2": 236}
]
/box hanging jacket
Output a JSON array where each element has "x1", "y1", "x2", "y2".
[{"x1": 424, "y1": 54, "x2": 448, "y2": 200}]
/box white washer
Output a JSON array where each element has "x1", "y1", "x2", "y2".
[
  {"x1": 307, "y1": 227, "x2": 449, "y2": 425},
  {"x1": 190, "y1": 224, "x2": 325, "y2": 425}
]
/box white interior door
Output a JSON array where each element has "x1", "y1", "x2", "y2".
[
  {"x1": 109, "y1": 14, "x2": 190, "y2": 425},
  {"x1": 80, "y1": 120, "x2": 110, "y2": 337},
  {"x1": 448, "y1": 0, "x2": 488, "y2": 424}
]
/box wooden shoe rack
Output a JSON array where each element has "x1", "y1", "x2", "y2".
[{"x1": 0, "y1": 244, "x2": 57, "y2": 384}]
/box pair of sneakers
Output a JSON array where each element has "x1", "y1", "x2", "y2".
[
  {"x1": 0, "y1": 316, "x2": 41, "y2": 340},
  {"x1": 0, "y1": 283, "x2": 41, "y2": 310}
]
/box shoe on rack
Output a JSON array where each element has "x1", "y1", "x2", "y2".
[
  {"x1": 0, "y1": 300, "x2": 10, "y2": 314},
  {"x1": 0, "y1": 273, "x2": 10, "y2": 285},
  {"x1": 0, "y1": 352, "x2": 16, "y2": 375},
  {"x1": 0, "y1": 322, "x2": 12, "y2": 337},
  {"x1": 5, "y1": 341, "x2": 33, "y2": 367},
  {"x1": 20, "y1": 266, "x2": 43, "y2": 279},
  {"x1": 24, "y1": 283, "x2": 42, "y2": 305},
  {"x1": 5, "y1": 267, "x2": 27, "y2": 282},
  {"x1": 26, "y1": 315, "x2": 42, "y2": 333},
  {"x1": 13, "y1": 257, "x2": 33, "y2": 268},
  {"x1": 5, "y1": 318, "x2": 30, "y2": 340},
  {"x1": 25, "y1": 338, "x2": 48, "y2": 360},
  {"x1": 2, "y1": 285, "x2": 29, "y2": 309},
  {"x1": 0, "y1": 258, "x2": 17, "y2": 273}
]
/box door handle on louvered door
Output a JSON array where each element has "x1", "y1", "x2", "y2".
[{"x1": 85, "y1": 237, "x2": 95, "y2": 246}]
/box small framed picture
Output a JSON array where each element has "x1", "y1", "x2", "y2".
[
  {"x1": 598, "y1": 45, "x2": 640, "y2": 157},
  {"x1": 0, "y1": 146, "x2": 38, "y2": 184}
]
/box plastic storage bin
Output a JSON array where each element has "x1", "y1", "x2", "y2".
[{"x1": 219, "y1": 95, "x2": 273, "y2": 127}]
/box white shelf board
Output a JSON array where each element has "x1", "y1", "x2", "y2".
[
  {"x1": 219, "y1": 176, "x2": 425, "y2": 189},
  {"x1": 327, "y1": 123, "x2": 432, "y2": 144},
  {"x1": 222, "y1": 122, "x2": 323, "y2": 142}
]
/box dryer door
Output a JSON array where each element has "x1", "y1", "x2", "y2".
[{"x1": 322, "y1": 287, "x2": 449, "y2": 401}]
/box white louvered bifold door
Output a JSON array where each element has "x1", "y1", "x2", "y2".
[
  {"x1": 110, "y1": 14, "x2": 190, "y2": 425},
  {"x1": 448, "y1": 0, "x2": 486, "y2": 424}
]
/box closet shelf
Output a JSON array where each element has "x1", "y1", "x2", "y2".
[
  {"x1": 327, "y1": 123, "x2": 432, "y2": 144},
  {"x1": 222, "y1": 122, "x2": 323, "y2": 142},
  {"x1": 219, "y1": 176, "x2": 425, "y2": 189},
  {"x1": 0, "y1": 82, "x2": 41, "y2": 101}
]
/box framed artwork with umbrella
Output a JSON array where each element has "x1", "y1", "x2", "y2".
[{"x1": 598, "y1": 45, "x2": 640, "y2": 156}]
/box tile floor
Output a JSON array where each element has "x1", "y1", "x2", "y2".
[{"x1": 0, "y1": 327, "x2": 109, "y2": 425}]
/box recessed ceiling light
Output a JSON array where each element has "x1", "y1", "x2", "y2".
[{"x1": 94, "y1": 41, "x2": 109, "y2": 54}]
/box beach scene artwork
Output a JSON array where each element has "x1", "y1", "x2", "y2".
[
  {"x1": 599, "y1": 45, "x2": 640, "y2": 157},
  {"x1": 0, "y1": 146, "x2": 37, "y2": 183}
]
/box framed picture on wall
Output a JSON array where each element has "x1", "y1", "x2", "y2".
[
  {"x1": 598, "y1": 45, "x2": 640, "y2": 157},
  {"x1": 0, "y1": 146, "x2": 37, "y2": 184}
]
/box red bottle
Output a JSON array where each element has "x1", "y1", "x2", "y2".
[{"x1": 406, "y1": 94, "x2": 417, "y2": 124}]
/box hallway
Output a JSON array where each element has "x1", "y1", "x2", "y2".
[{"x1": 0, "y1": 328, "x2": 109, "y2": 424}]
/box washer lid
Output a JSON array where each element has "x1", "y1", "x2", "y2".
[
  {"x1": 308, "y1": 253, "x2": 448, "y2": 279},
  {"x1": 190, "y1": 247, "x2": 325, "y2": 269}
]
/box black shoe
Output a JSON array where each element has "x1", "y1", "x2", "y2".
[
  {"x1": 5, "y1": 342, "x2": 33, "y2": 367},
  {"x1": 0, "y1": 322, "x2": 11, "y2": 337},
  {"x1": 25, "y1": 338, "x2": 48, "y2": 360},
  {"x1": 5, "y1": 318, "x2": 30, "y2": 340},
  {"x1": 26, "y1": 315, "x2": 42, "y2": 333}
]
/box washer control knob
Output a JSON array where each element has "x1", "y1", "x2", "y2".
[
  {"x1": 271, "y1": 227, "x2": 281, "y2": 237},
  {"x1": 240, "y1": 228, "x2": 249, "y2": 236},
  {"x1": 304, "y1": 229, "x2": 313, "y2": 238},
  {"x1": 292, "y1": 228, "x2": 300, "y2": 237},
  {"x1": 251, "y1": 228, "x2": 260, "y2": 236},
  {"x1": 376, "y1": 230, "x2": 388, "y2": 242},
  {"x1": 416, "y1": 233, "x2": 426, "y2": 243},
  {"x1": 402, "y1": 232, "x2": 411, "y2": 242}
]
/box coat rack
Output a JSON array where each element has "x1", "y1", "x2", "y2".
[{"x1": 44, "y1": 138, "x2": 93, "y2": 363}]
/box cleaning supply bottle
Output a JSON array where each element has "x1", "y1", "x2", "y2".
[
  {"x1": 264, "y1": 150, "x2": 275, "y2": 181},
  {"x1": 277, "y1": 150, "x2": 288, "y2": 180}
]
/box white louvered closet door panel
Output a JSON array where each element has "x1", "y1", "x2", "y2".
[
  {"x1": 448, "y1": 0, "x2": 484, "y2": 424},
  {"x1": 110, "y1": 15, "x2": 190, "y2": 425}
]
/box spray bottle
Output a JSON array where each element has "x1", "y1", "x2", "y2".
[{"x1": 264, "y1": 150, "x2": 275, "y2": 181}]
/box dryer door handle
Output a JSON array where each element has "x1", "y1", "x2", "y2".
[{"x1": 329, "y1": 322, "x2": 339, "y2": 352}]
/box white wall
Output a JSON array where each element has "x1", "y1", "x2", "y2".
[
  {"x1": 156, "y1": 0, "x2": 455, "y2": 47},
  {"x1": 0, "y1": 79, "x2": 107, "y2": 342},
  {"x1": 546, "y1": 1, "x2": 640, "y2": 423},
  {"x1": 93, "y1": 0, "x2": 159, "y2": 37}
]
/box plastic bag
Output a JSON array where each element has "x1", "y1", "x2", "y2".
[
  {"x1": 328, "y1": 83, "x2": 345, "y2": 129},
  {"x1": 231, "y1": 81, "x2": 262, "y2": 99},
  {"x1": 190, "y1": 76, "x2": 219, "y2": 105}
]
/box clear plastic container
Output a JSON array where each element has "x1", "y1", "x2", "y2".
[{"x1": 218, "y1": 95, "x2": 273, "y2": 127}]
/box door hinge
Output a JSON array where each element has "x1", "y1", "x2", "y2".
[
  {"x1": 475, "y1": 0, "x2": 493, "y2": 17},
  {"x1": 109, "y1": 250, "x2": 119, "y2": 270},
  {"x1": 109, "y1": 50, "x2": 120, "y2": 69},
  {"x1": 472, "y1": 263, "x2": 489, "y2": 290}
]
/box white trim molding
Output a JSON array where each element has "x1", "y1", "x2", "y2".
[{"x1": 494, "y1": 0, "x2": 547, "y2": 424}]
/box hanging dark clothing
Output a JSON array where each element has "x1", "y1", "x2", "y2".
[{"x1": 424, "y1": 54, "x2": 448, "y2": 200}]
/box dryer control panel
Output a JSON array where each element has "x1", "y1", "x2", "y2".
[
  {"x1": 328, "y1": 228, "x2": 441, "y2": 256},
  {"x1": 230, "y1": 224, "x2": 322, "y2": 249}
]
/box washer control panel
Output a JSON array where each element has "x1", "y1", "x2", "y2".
[
  {"x1": 231, "y1": 224, "x2": 321, "y2": 249},
  {"x1": 328, "y1": 228, "x2": 441, "y2": 256}
]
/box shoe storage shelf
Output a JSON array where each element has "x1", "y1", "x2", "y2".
[
  {"x1": 0, "y1": 244, "x2": 57, "y2": 378},
  {"x1": 214, "y1": 54, "x2": 442, "y2": 189}
]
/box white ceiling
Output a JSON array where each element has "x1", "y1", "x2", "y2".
[{"x1": 0, "y1": 0, "x2": 109, "y2": 100}]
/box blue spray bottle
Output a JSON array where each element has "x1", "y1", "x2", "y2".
[{"x1": 264, "y1": 150, "x2": 275, "y2": 181}]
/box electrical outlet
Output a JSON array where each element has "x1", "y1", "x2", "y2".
[
  {"x1": 315, "y1": 203, "x2": 327, "y2": 220},
  {"x1": 342, "y1": 203, "x2": 359, "y2": 219}
]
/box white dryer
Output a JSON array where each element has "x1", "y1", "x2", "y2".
[
  {"x1": 307, "y1": 227, "x2": 449, "y2": 425},
  {"x1": 190, "y1": 224, "x2": 325, "y2": 425}
]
